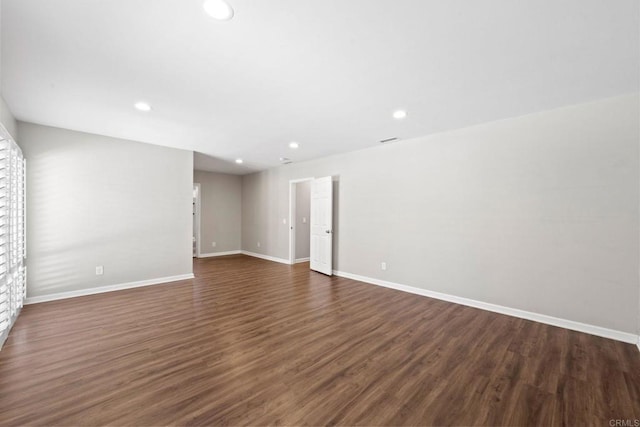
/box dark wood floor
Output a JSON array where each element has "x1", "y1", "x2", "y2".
[{"x1": 0, "y1": 255, "x2": 638, "y2": 426}]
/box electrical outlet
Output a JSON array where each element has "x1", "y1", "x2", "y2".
[
  {"x1": 303, "y1": 217, "x2": 307, "y2": 223},
  {"x1": 212, "y1": 242, "x2": 216, "y2": 247},
  {"x1": 257, "y1": 242, "x2": 261, "y2": 248},
  {"x1": 381, "y1": 262, "x2": 387, "y2": 271},
  {"x1": 95, "y1": 266, "x2": 104, "y2": 275},
  {"x1": 282, "y1": 218, "x2": 287, "y2": 224}
]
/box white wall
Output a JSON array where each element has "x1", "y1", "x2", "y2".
[
  {"x1": 242, "y1": 94, "x2": 640, "y2": 336},
  {"x1": 194, "y1": 170, "x2": 242, "y2": 255},
  {"x1": 0, "y1": 1, "x2": 17, "y2": 140},
  {"x1": 18, "y1": 122, "x2": 194, "y2": 298}
]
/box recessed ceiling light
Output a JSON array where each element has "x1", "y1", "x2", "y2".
[
  {"x1": 392, "y1": 110, "x2": 407, "y2": 119},
  {"x1": 235, "y1": 158, "x2": 243, "y2": 164},
  {"x1": 289, "y1": 142, "x2": 299, "y2": 149},
  {"x1": 203, "y1": 0, "x2": 234, "y2": 20},
  {"x1": 134, "y1": 102, "x2": 152, "y2": 112}
]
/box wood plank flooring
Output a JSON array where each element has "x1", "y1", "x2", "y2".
[{"x1": 0, "y1": 254, "x2": 638, "y2": 426}]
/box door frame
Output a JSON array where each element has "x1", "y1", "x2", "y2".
[
  {"x1": 193, "y1": 182, "x2": 202, "y2": 258},
  {"x1": 288, "y1": 177, "x2": 314, "y2": 265}
]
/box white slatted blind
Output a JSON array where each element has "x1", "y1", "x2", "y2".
[{"x1": 0, "y1": 130, "x2": 26, "y2": 343}]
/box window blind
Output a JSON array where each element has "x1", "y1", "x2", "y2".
[{"x1": 0, "y1": 128, "x2": 26, "y2": 347}]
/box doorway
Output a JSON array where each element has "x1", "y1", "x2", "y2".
[
  {"x1": 288, "y1": 178, "x2": 313, "y2": 265},
  {"x1": 193, "y1": 183, "x2": 201, "y2": 258},
  {"x1": 289, "y1": 176, "x2": 334, "y2": 275}
]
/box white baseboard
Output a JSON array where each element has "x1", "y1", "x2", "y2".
[
  {"x1": 25, "y1": 273, "x2": 195, "y2": 305},
  {"x1": 241, "y1": 250, "x2": 290, "y2": 265},
  {"x1": 199, "y1": 250, "x2": 241, "y2": 258},
  {"x1": 295, "y1": 257, "x2": 310, "y2": 263},
  {"x1": 333, "y1": 270, "x2": 639, "y2": 345}
]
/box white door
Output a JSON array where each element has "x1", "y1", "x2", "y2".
[{"x1": 310, "y1": 176, "x2": 333, "y2": 275}]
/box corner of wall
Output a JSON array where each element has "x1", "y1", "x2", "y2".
[{"x1": 0, "y1": 97, "x2": 17, "y2": 142}]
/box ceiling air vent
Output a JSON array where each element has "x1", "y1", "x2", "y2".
[{"x1": 379, "y1": 137, "x2": 399, "y2": 144}]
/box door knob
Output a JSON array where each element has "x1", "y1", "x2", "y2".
[{"x1": 325, "y1": 230, "x2": 331, "y2": 234}]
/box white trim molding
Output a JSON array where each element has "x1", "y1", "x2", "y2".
[
  {"x1": 637, "y1": 336, "x2": 640, "y2": 352},
  {"x1": 241, "y1": 250, "x2": 290, "y2": 265},
  {"x1": 295, "y1": 257, "x2": 310, "y2": 263},
  {"x1": 199, "y1": 250, "x2": 242, "y2": 258},
  {"x1": 333, "y1": 270, "x2": 639, "y2": 345},
  {"x1": 25, "y1": 273, "x2": 195, "y2": 304}
]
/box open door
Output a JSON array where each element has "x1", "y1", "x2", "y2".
[{"x1": 310, "y1": 176, "x2": 333, "y2": 275}]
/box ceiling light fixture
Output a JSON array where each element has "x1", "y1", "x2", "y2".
[
  {"x1": 134, "y1": 102, "x2": 152, "y2": 112},
  {"x1": 289, "y1": 142, "x2": 299, "y2": 149},
  {"x1": 203, "y1": 0, "x2": 234, "y2": 20},
  {"x1": 235, "y1": 158, "x2": 243, "y2": 164},
  {"x1": 380, "y1": 137, "x2": 399, "y2": 144},
  {"x1": 392, "y1": 110, "x2": 407, "y2": 119}
]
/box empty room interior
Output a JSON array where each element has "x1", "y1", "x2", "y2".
[{"x1": 0, "y1": 0, "x2": 639, "y2": 426}]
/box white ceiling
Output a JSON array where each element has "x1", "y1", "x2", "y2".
[{"x1": 3, "y1": 0, "x2": 638, "y2": 174}]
